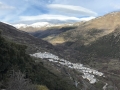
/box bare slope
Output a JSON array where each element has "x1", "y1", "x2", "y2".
[{"x1": 49, "y1": 12, "x2": 120, "y2": 45}]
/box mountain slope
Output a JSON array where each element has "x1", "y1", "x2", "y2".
[
  {"x1": 76, "y1": 27, "x2": 120, "y2": 89},
  {"x1": 47, "y1": 12, "x2": 120, "y2": 45},
  {"x1": 14, "y1": 22, "x2": 76, "y2": 33},
  {"x1": 0, "y1": 22, "x2": 112, "y2": 90},
  {"x1": 0, "y1": 22, "x2": 58, "y2": 54},
  {"x1": 1, "y1": 11, "x2": 120, "y2": 89},
  {"x1": 0, "y1": 22, "x2": 81, "y2": 63},
  {"x1": 14, "y1": 12, "x2": 120, "y2": 46},
  {"x1": 79, "y1": 27, "x2": 120, "y2": 58},
  {"x1": 0, "y1": 26, "x2": 78, "y2": 90}
]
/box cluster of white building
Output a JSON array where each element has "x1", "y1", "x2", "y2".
[
  {"x1": 30, "y1": 52, "x2": 59, "y2": 60},
  {"x1": 30, "y1": 52, "x2": 104, "y2": 84}
]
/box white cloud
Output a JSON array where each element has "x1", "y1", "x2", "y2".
[
  {"x1": 0, "y1": 2, "x2": 15, "y2": 10},
  {"x1": 0, "y1": 2, "x2": 16, "y2": 22},
  {"x1": 47, "y1": 4, "x2": 97, "y2": 16},
  {"x1": 80, "y1": 16, "x2": 95, "y2": 21},
  {"x1": 18, "y1": 14, "x2": 95, "y2": 24},
  {"x1": 0, "y1": 0, "x2": 98, "y2": 24},
  {"x1": 20, "y1": 14, "x2": 81, "y2": 21}
]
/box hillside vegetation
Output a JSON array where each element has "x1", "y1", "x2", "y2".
[
  {"x1": 77, "y1": 27, "x2": 120, "y2": 59},
  {"x1": 0, "y1": 32, "x2": 78, "y2": 90}
]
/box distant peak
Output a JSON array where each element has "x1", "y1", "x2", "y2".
[
  {"x1": 13, "y1": 22, "x2": 76, "y2": 29},
  {"x1": 13, "y1": 22, "x2": 50, "y2": 28}
]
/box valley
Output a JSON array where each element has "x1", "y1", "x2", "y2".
[
  {"x1": 0, "y1": 11, "x2": 120, "y2": 90},
  {"x1": 30, "y1": 52, "x2": 104, "y2": 84}
]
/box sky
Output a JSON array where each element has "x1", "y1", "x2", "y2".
[{"x1": 0, "y1": 0, "x2": 120, "y2": 24}]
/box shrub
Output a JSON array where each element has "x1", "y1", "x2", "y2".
[
  {"x1": 36, "y1": 85, "x2": 49, "y2": 90},
  {"x1": 6, "y1": 70, "x2": 37, "y2": 90}
]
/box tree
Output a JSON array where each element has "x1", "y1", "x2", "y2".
[{"x1": 6, "y1": 70, "x2": 37, "y2": 90}]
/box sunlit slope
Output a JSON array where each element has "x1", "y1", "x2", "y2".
[{"x1": 50, "y1": 12, "x2": 120, "y2": 45}]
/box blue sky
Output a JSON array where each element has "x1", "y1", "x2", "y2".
[{"x1": 0, "y1": 0, "x2": 120, "y2": 24}]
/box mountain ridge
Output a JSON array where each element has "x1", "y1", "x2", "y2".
[
  {"x1": 48, "y1": 11, "x2": 120, "y2": 45},
  {"x1": 14, "y1": 11, "x2": 120, "y2": 46}
]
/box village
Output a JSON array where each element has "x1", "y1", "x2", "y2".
[{"x1": 30, "y1": 52, "x2": 104, "y2": 84}]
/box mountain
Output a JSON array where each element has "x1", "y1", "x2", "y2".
[
  {"x1": 0, "y1": 32, "x2": 78, "y2": 90},
  {"x1": 75, "y1": 26, "x2": 120, "y2": 89},
  {"x1": 1, "y1": 11, "x2": 120, "y2": 90},
  {"x1": 0, "y1": 21, "x2": 114, "y2": 90},
  {"x1": 13, "y1": 22, "x2": 75, "y2": 32},
  {"x1": 14, "y1": 22, "x2": 79, "y2": 44},
  {"x1": 13, "y1": 17, "x2": 95, "y2": 32},
  {"x1": 15, "y1": 12, "x2": 120, "y2": 46},
  {"x1": 79, "y1": 27, "x2": 120, "y2": 59},
  {"x1": 0, "y1": 21, "x2": 111, "y2": 90},
  {"x1": 0, "y1": 22, "x2": 81, "y2": 62},
  {"x1": 0, "y1": 22, "x2": 83, "y2": 90},
  {"x1": 0, "y1": 22, "x2": 59, "y2": 54},
  {"x1": 47, "y1": 11, "x2": 120, "y2": 45},
  {"x1": 14, "y1": 22, "x2": 50, "y2": 28},
  {"x1": 14, "y1": 11, "x2": 120, "y2": 89}
]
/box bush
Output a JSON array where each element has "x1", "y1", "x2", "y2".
[
  {"x1": 6, "y1": 70, "x2": 37, "y2": 90},
  {"x1": 36, "y1": 85, "x2": 49, "y2": 90}
]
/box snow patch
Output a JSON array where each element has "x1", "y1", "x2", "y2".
[{"x1": 13, "y1": 22, "x2": 75, "y2": 29}]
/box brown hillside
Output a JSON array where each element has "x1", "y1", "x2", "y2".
[{"x1": 50, "y1": 12, "x2": 120, "y2": 45}]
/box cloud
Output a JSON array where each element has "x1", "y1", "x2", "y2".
[
  {"x1": 1, "y1": 0, "x2": 120, "y2": 24},
  {"x1": 52, "y1": 0, "x2": 79, "y2": 5},
  {"x1": 47, "y1": 4, "x2": 97, "y2": 16},
  {"x1": 0, "y1": 2, "x2": 16, "y2": 22},
  {"x1": 17, "y1": 14, "x2": 95, "y2": 24},
  {"x1": 0, "y1": 2, "x2": 15, "y2": 10},
  {"x1": 80, "y1": 16, "x2": 95, "y2": 21},
  {"x1": 20, "y1": 14, "x2": 81, "y2": 21},
  {"x1": 0, "y1": 0, "x2": 51, "y2": 23}
]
